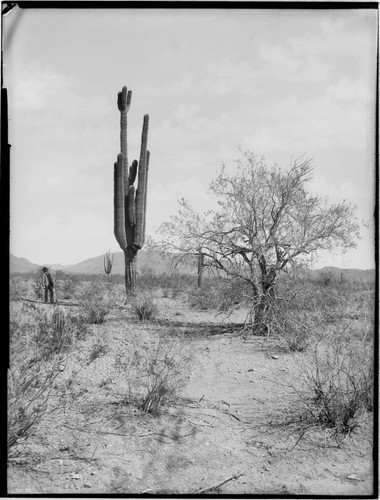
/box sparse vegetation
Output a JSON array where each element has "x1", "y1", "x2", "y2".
[
  {"x1": 56, "y1": 275, "x2": 78, "y2": 300},
  {"x1": 114, "y1": 330, "x2": 192, "y2": 413},
  {"x1": 296, "y1": 323, "x2": 374, "y2": 436},
  {"x1": 131, "y1": 292, "x2": 159, "y2": 321},
  {"x1": 76, "y1": 280, "x2": 115, "y2": 324},
  {"x1": 8, "y1": 303, "x2": 68, "y2": 460},
  {"x1": 8, "y1": 269, "x2": 374, "y2": 494}
]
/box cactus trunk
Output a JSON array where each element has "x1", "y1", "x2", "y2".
[
  {"x1": 124, "y1": 248, "x2": 137, "y2": 295},
  {"x1": 114, "y1": 86, "x2": 150, "y2": 295}
]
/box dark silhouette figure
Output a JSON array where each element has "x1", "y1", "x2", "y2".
[{"x1": 42, "y1": 267, "x2": 55, "y2": 304}]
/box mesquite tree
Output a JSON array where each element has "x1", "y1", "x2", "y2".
[
  {"x1": 158, "y1": 152, "x2": 360, "y2": 334},
  {"x1": 113, "y1": 86, "x2": 150, "y2": 295}
]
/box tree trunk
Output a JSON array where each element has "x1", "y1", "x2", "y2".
[
  {"x1": 252, "y1": 269, "x2": 276, "y2": 335},
  {"x1": 197, "y1": 252, "x2": 204, "y2": 288},
  {"x1": 253, "y1": 294, "x2": 271, "y2": 335},
  {"x1": 124, "y1": 247, "x2": 137, "y2": 295}
]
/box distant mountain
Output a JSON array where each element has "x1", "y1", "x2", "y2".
[
  {"x1": 9, "y1": 251, "x2": 197, "y2": 276},
  {"x1": 62, "y1": 250, "x2": 197, "y2": 276},
  {"x1": 10, "y1": 253, "x2": 375, "y2": 283},
  {"x1": 10, "y1": 255, "x2": 41, "y2": 274},
  {"x1": 309, "y1": 266, "x2": 375, "y2": 283}
]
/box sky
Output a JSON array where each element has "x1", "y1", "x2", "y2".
[{"x1": 3, "y1": 6, "x2": 378, "y2": 269}]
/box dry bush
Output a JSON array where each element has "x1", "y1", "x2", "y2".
[
  {"x1": 76, "y1": 280, "x2": 115, "y2": 324},
  {"x1": 8, "y1": 301, "x2": 91, "y2": 462},
  {"x1": 8, "y1": 304, "x2": 68, "y2": 460},
  {"x1": 131, "y1": 293, "x2": 159, "y2": 321},
  {"x1": 8, "y1": 356, "x2": 62, "y2": 460},
  {"x1": 189, "y1": 278, "x2": 248, "y2": 311},
  {"x1": 34, "y1": 306, "x2": 78, "y2": 360},
  {"x1": 9, "y1": 277, "x2": 29, "y2": 300},
  {"x1": 266, "y1": 280, "x2": 321, "y2": 350},
  {"x1": 114, "y1": 330, "x2": 192, "y2": 413},
  {"x1": 31, "y1": 277, "x2": 44, "y2": 301},
  {"x1": 269, "y1": 302, "x2": 316, "y2": 352},
  {"x1": 141, "y1": 273, "x2": 192, "y2": 299},
  {"x1": 56, "y1": 276, "x2": 79, "y2": 300},
  {"x1": 88, "y1": 343, "x2": 109, "y2": 364},
  {"x1": 295, "y1": 323, "x2": 374, "y2": 436},
  {"x1": 188, "y1": 286, "x2": 221, "y2": 310},
  {"x1": 256, "y1": 277, "x2": 354, "y2": 348}
]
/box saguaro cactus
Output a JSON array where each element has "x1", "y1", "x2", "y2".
[
  {"x1": 104, "y1": 250, "x2": 114, "y2": 281},
  {"x1": 113, "y1": 86, "x2": 150, "y2": 295}
]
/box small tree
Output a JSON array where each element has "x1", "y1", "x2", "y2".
[{"x1": 158, "y1": 152, "x2": 360, "y2": 334}]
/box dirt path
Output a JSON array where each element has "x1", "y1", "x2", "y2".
[{"x1": 8, "y1": 305, "x2": 374, "y2": 495}]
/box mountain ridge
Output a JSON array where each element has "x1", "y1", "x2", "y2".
[{"x1": 10, "y1": 253, "x2": 375, "y2": 282}]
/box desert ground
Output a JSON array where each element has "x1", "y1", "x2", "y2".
[{"x1": 8, "y1": 272, "x2": 374, "y2": 495}]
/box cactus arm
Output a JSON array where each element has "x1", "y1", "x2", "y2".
[
  {"x1": 127, "y1": 185, "x2": 136, "y2": 228},
  {"x1": 117, "y1": 86, "x2": 131, "y2": 112},
  {"x1": 129, "y1": 160, "x2": 138, "y2": 186},
  {"x1": 118, "y1": 87, "x2": 132, "y2": 195},
  {"x1": 114, "y1": 153, "x2": 127, "y2": 250},
  {"x1": 134, "y1": 114, "x2": 149, "y2": 249},
  {"x1": 141, "y1": 150, "x2": 150, "y2": 248}
]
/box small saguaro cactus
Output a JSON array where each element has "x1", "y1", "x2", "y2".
[
  {"x1": 104, "y1": 250, "x2": 114, "y2": 280},
  {"x1": 114, "y1": 86, "x2": 150, "y2": 295}
]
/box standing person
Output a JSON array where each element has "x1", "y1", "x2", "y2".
[{"x1": 42, "y1": 267, "x2": 55, "y2": 304}]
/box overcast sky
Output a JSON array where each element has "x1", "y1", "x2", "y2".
[{"x1": 4, "y1": 6, "x2": 377, "y2": 269}]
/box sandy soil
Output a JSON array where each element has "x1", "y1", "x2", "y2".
[{"x1": 8, "y1": 294, "x2": 374, "y2": 495}]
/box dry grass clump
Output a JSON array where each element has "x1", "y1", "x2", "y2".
[
  {"x1": 8, "y1": 299, "x2": 93, "y2": 462},
  {"x1": 131, "y1": 292, "x2": 159, "y2": 321},
  {"x1": 114, "y1": 330, "x2": 192, "y2": 414},
  {"x1": 8, "y1": 356, "x2": 62, "y2": 460},
  {"x1": 76, "y1": 280, "x2": 115, "y2": 324},
  {"x1": 8, "y1": 304, "x2": 69, "y2": 460},
  {"x1": 266, "y1": 281, "x2": 321, "y2": 351},
  {"x1": 56, "y1": 276, "x2": 79, "y2": 300},
  {"x1": 294, "y1": 322, "x2": 374, "y2": 437},
  {"x1": 189, "y1": 278, "x2": 248, "y2": 312},
  {"x1": 9, "y1": 277, "x2": 29, "y2": 300}
]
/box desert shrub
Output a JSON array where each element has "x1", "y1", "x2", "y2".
[
  {"x1": 76, "y1": 280, "x2": 114, "y2": 324},
  {"x1": 9, "y1": 277, "x2": 29, "y2": 300},
  {"x1": 297, "y1": 325, "x2": 374, "y2": 435},
  {"x1": 115, "y1": 331, "x2": 192, "y2": 413},
  {"x1": 131, "y1": 293, "x2": 159, "y2": 321},
  {"x1": 69, "y1": 314, "x2": 91, "y2": 340},
  {"x1": 189, "y1": 286, "x2": 221, "y2": 310},
  {"x1": 31, "y1": 277, "x2": 44, "y2": 301},
  {"x1": 8, "y1": 306, "x2": 65, "y2": 460},
  {"x1": 87, "y1": 343, "x2": 109, "y2": 364},
  {"x1": 34, "y1": 306, "x2": 75, "y2": 360},
  {"x1": 269, "y1": 302, "x2": 315, "y2": 352},
  {"x1": 56, "y1": 276, "x2": 78, "y2": 300},
  {"x1": 8, "y1": 353, "x2": 63, "y2": 460},
  {"x1": 266, "y1": 284, "x2": 320, "y2": 350},
  {"x1": 149, "y1": 273, "x2": 193, "y2": 299},
  {"x1": 139, "y1": 332, "x2": 192, "y2": 413},
  {"x1": 189, "y1": 277, "x2": 248, "y2": 311}
]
